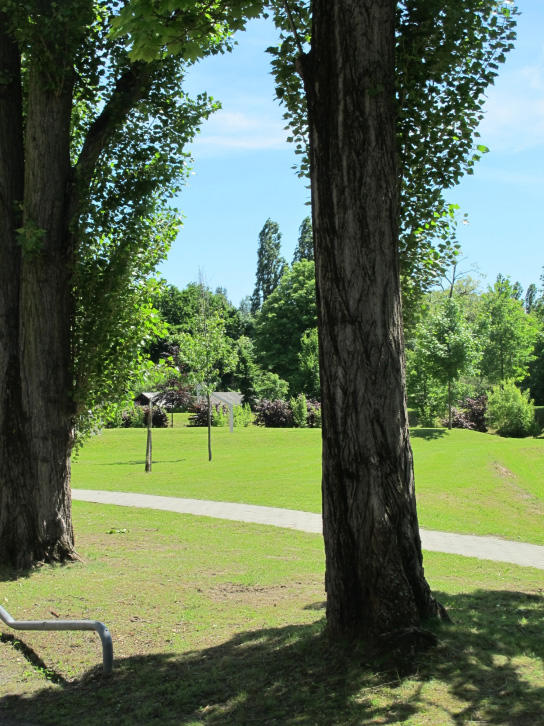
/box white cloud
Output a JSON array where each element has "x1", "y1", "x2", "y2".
[
  {"x1": 476, "y1": 167, "x2": 544, "y2": 186},
  {"x1": 191, "y1": 107, "x2": 288, "y2": 155},
  {"x1": 478, "y1": 61, "x2": 544, "y2": 152}
]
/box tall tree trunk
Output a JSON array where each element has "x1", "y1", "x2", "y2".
[
  {"x1": 0, "y1": 23, "x2": 33, "y2": 568},
  {"x1": 0, "y1": 8, "x2": 156, "y2": 570},
  {"x1": 0, "y1": 45, "x2": 77, "y2": 568},
  {"x1": 305, "y1": 0, "x2": 445, "y2": 639}
]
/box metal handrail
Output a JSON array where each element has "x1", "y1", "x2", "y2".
[{"x1": 0, "y1": 604, "x2": 113, "y2": 674}]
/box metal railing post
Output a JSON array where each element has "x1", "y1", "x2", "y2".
[{"x1": 0, "y1": 604, "x2": 113, "y2": 674}]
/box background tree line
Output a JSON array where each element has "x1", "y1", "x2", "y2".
[
  {"x1": 147, "y1": 214, "x2": 544, "y2": 440},
  {"x1": 406, "y1": 269, "x2": 543, "y2": 435}
]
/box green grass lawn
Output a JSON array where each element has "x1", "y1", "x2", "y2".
[
  {"x1": 72, "y1": 426, "x2": 544, "y2": 544},
  {"x1": 1, "y1": 503, "x2": 543, "y2": 726}
]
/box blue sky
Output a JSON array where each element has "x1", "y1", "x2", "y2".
[{"x1": 159, "y1": 2, "x2": 544, "y2": 306}]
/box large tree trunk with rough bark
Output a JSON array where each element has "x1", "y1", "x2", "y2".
[
  {"x1": 0, "y1": 30, "x2": 77, "y2": 569},
  {"x1": 0, "y1": 3, "x2": 166, "y2": 570},
  {"x1": 305, "y1": 0, "x2": 445, "y2": 639}
]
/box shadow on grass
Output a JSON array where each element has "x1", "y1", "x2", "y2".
[
  {"x1": 410, "y1": 428, "x2": 448, "y2": 440},
  {"x1": 94, "y1": 459, "x2": 187, "y2": 466},
  {"x1": 0, "y1": 565, "x2": 43, "y2": 583},
  {"x1": 2, "y1": 590, "x2": 543, "y2": 726}
]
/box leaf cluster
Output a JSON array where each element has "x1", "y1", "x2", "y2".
[{"x1": 110, "y1": 0, "x2": 263, "y2": 62}]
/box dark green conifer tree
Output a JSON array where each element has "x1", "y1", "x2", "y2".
[
  {"x1": 250, "y1": 218, "x2": 287, "y2": 313},
  {"x1": 292, "y1": 216, "x2": 314, "y2": 262}
]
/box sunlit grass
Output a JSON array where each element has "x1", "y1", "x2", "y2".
[
  {"x1": 1, "y1": 503, "x2": 542, "y2": 726},
  {"x1": 73, "y1": 426, "x2": 544, "y2": 543}
]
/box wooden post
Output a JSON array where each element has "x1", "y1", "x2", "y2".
[
  {"x1": 207, "y1": 392, "x2": 212, "y2": 462},
  {"x1": 229, "y1": 403, "x2": 234, "y2": 433},
  {"x1": 145, "y1": 401, "x2": 152, "y2": 472}
]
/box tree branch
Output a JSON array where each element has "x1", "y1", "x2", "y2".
[
  {"x1": 282, "y1": 0, "x2": 305, "y2": 59},
  {"x1": 71, "y1": 61, "x2": 155, "y2": 216}
]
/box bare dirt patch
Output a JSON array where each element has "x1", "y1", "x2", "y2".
[
  {"x1": 207, "y1": 580, "x2": 321, "y2": 607},
  {"x1": 493, "y1": 462, "x2": 516, "y2": 479},
  {"x1": 492, "y1": 461, "x2": 544, "y2": 516}
]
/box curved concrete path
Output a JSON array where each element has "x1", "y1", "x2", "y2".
[{"x1": 72, "y1": 489, "x2": 544, "y2": 571}]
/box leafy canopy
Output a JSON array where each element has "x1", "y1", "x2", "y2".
[
  {"x1": 477, "y1": 276, "x2": 539, "y2": 385},
  {"x1": 254, "y1": 259, "x2": 317, "y2": 392},
  {"x1": 173, "y1": 288, "x2": 238, "y2": 395},
  {"x1": 267, "y1": 0, "x2": 517, "y2": 312}
]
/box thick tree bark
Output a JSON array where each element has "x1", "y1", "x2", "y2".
[
  {"x1": 0, "y1": 8, "x2": 164, "y2": 569},
  {"x1": 306, "y1": 0, "x2": 445, "y2": 638},
  {"x1": 0, "y1": 48, "x2": 77, "y2": 568},
  {"x1": 0, "y1": 22, "x2": 35, "y2": 568}
]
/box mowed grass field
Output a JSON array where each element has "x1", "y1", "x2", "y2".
[
  {"x1": 1, "y1": 503, "x2": 543, "y2": 726},
  {"x1": 72, "y1": 425, "x2": 544, "y2": 545}
]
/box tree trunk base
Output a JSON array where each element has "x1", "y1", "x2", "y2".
[
  {"x1": 10, "y1": 540, "x2": 80, "y2": 573},
  {"x1": 370, "y1": 625, "x2": 443, "y2": 674}
]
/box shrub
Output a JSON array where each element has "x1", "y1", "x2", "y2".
[
  {"x1": 212, "y1": 404, "x2": 229, "y2": 427},
  {"x1": 113, "y1": 404, "x2": 168, "y2": 428},
  {"x1": 450, "y1": 394, "x2": 487, "y2": 432},
  {"x1": 156, "y1": 383, "x2": 193, "y2": 412},
  {"x1": 254, "y1": 399, "x2": 294, "y2": 427},
  {"x1": 408, "y1": 383, "x2": 447, "y2": 427},
  {"x1": 122, "y1": 405, "x2": 146, "y2": 428},
  {"x1": 188, "y1": 400, "x2": 211, "y2": 427},
  {"x1": 486, "y1": 381, "x2": 540, "y2": 438},
  {"x1": 212, "y1": 403, "x2": 253, "y2": 427},
  {"x1": 146, "y1": 405, "x2": 168, "y2": 428},
  {"x1": 306, "y1": 399, "x2": 322, "y2": 428},
  {"x1": 189, "y1": 401, "x2": 253, "y2": 428},
  {"x1": 233, "y1": 403, "x2": 253, "y2": 427},
  {"x1": 256, "y1": 372, "x2": 289, "y2": 402},
  {"x1": 290, "y1": 393, "x2": 308, "y2": 428}
]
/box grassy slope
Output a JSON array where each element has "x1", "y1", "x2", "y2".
[
  {"x1": 1, "y1": 503, "x2": 543, "y2": 726},
  {"x1": 72, "y1": 427, "x2": 544, "y2": 544}
]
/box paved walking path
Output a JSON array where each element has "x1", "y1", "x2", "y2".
[{"x1": 72, "y1": 489, "x2": 544, "y2": 571}]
